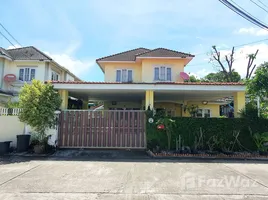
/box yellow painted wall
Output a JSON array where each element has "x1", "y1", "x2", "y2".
[
  {"x1": 141, "y1": 59, "x2": 185, "y2": 82},
  {"x1": 155, "y1": 102, "x2": 182, "y2": 116},
  {"x1": 182, "y1": 102, "x2": 220, "y2": 117},
  {"x1": 103, "y1": 59, "x2": 185, "y2": 83},
  {"x1": 104, "y1": 101, "x2": 142, "y2": 110},
  {"x1": 233, "y1": 91, "x2": 245, "y2": 118},
  {"x1": 103, "y1": 63, "x2": 142, "y2": 82}
]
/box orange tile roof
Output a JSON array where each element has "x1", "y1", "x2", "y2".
[{"x1": 50, "y1": 81, "x2": 245, "y2": 86}]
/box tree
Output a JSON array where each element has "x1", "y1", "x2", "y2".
[
  {"x1": 202, "y1": 71, "x2": 241, "y2": 82},
  {"x1": 247, "y1": 62, "x2": 268, "y2": 98},
  {"x1": 189, "y1": 75, "x2": 200, "y2": 82},
  {"x1": 211, "y1": 46, "x2": 258, "y2": 81},
  {"x1": 19, "y1": 80, "x2": 62, "y2": 138}
]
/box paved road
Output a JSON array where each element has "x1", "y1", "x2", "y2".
[{"x1": 0, "y1": 157, "x2": 268, "y2": 199}]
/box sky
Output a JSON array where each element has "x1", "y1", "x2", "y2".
[{"x1": 1, "y1": 0, "x2": 268, "y2": 81}]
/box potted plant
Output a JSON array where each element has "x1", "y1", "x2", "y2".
[
  {"x1": 29, "y1": 132, "x2": 51, "y2": 154},
  {"x1": 18, "y1": 80, "x2": 62, "y2": 154}
]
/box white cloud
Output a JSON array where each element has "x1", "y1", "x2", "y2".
[
  {"x1": 236, "y1": 27, "x2": 268, "y2": 36},
  {"x1": 45, "y1": 52, "x2": 95, "y2": 78},
  {"x1": 7, "y1": 44, "x2": 22, "y2": 49}
]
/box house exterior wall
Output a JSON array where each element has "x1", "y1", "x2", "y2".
[
  {"x1": 66, "y1": 74, "x2": 75, "y2": 81},
  {"x1": 182, "y1": 102, "x2": 220, "y2": 117},
  {"x1": 104, "y1": 101, "x2": 142, "y2": 110},
  {"x1": 141, "y1": 59, "x2": 185, "y2": 82},
  {"x1": 103, "y1": 59, "x2": 185, "y2": 83},
  {"x1": 104, "y1": 63, "x2": 142, "y2": 82},
  {"x1": 154, "y1": 102, "x2": 182, "y2": 116},
  {"x1": 0, "y1": 58, "x2": 4, "y2": 88}
]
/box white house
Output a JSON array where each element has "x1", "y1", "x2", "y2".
[{"x1": 0, "y1": 46, "x2": 81, "y2": 105}]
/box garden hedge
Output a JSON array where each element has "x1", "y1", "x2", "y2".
[{"x1": 147, "y1": 117, "x2": 268, "y2": 151}]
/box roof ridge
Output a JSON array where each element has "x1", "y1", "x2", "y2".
[
  {"x1": 30, "y1": 46, "x2": 52, "y2": 60},
  {"x1": 96, "y1": 47, "x2": 150, "y2": 62},
  {"x1": 6, "y1": 46, "x2": 31, "y2": 51},
  {"x1": 136, "y1": 47, "x2": 195, "y2": 58}
]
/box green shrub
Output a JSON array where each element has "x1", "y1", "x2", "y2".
[{"x1": 147, "y1": 117, "x2": 268, "y2": 151}]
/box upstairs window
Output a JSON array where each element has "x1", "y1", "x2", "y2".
[
  {"x1": 51, "y1": 71, "x2": 60, "y2": 81},
  {"x1": 19, "y1": 68, "x2": 36, "y2": 81},
  {"x1": 116, "y1": 69, "x2": 133, "y2": 82},
  {"x1": 154, "y1": 66, "x2": 172, "y2": 81}
]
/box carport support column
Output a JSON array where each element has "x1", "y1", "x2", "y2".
[
  {"x1": 82, "y1": 100, "x2": 88, "y2": 109},
  {"x1": 233, "y1": 91, "x2": 245, "y2": 118},
  {"x1": 145, "y1": 90, "x2": 154, "y2": 110},
  {"x1": 58, "y1": 90, "x2": 68, "y2": 110}
]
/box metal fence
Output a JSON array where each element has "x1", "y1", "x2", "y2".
[{"x1": 0, "y1": 108, "x2": 22, "y2": 116}]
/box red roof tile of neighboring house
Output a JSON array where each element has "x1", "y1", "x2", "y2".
[
  {"x1": 50, "y1": 81, "x2": 245, "y2": 86},
  {"x1": 96, "y1": 47, "x2": 194, "y2": 62}
]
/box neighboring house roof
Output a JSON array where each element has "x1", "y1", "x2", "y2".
[
  {"x1": 0, "y1": 46, "x2": 81, "y2": 81},
  {"x1": 96, "y1": 47, "x2": 194, "y2": 62},
  {"x1": 50, "y1": 81, "x2": 245, "y2": 86},
  {"x1": 0, "y1": 47, "x2": 12, "y2": 59},
  {"x1": 6, "y1": 46, "x2": 52, "y2": 61}
]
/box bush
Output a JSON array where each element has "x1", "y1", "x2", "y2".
[{"x1": 147, "y1": 117, "x2": 268, "y2": 151}]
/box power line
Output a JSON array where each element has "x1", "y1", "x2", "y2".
[
  {"x1": 250, "y1": 0, "x2": 268, "y2": 14},
  {"x1": 0, "y1": 23, "x2": 22, "y2": 46},
  {"x1": 0, "y1": 30, "x2": 16, "y2": 48},
  {"x1": 188, "y1": 40, "x2": 268, "y2": 67},
  {"x1": 228, "y1": 0, "x2": 268, "y2": 25},
  {"x1": 256, "y1": 0, "x2": 268, "y2": 9},
  {"x1": 193, "y1": 38, "x2": 268, "y2": 57},
  {"x1": 219, "y1": 0, "x2": 268, "y2": 30}
]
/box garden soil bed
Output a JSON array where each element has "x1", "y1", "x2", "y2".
[{"x1": 147, "y1": 150, "x2": 268, "y2": 161}]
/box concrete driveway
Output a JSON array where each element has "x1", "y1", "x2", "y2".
[{"x1": 0, "y1": 157, "x2": 268, "y2": 199}]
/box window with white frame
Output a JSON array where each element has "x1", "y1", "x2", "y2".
[
  {"x1": 116, "y1": 69, "x2": 133, "y2": 82},
  {"x1": 51, "y1": 71, "x2": 60, "y2": 81},
  {"x1": 19, "y1": 68, "x2": 36, "y2": 81},
  {"x1": 196, "y1": 109, "x2": 211, "y2": 118},
  {"x1": 154, "y1": 66, "x2": 172, "y2": 81}
]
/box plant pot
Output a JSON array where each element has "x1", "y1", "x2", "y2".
[
  {"x1": 16, "y1": 134, "x2": 31, "y2": 152},
  {"x1": 33, "y1": 144, "x2": 45, "y2": 154},
  {"x1": 0, "y1": 141, "x2": 11, "y2": 155}
]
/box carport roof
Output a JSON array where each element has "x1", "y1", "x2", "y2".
[{"x1": 50, "y1": 81, "x2": 245, "y2": 86}]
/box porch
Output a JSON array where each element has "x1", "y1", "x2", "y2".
[{"x1": 52, "y1": 82, "x2": 246, "y2": 118}]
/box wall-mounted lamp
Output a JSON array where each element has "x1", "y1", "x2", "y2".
[{"x1": 202, "y1": 101, "x2": 208, "y2": 105}]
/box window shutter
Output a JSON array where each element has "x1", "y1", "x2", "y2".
[
  {"x1": 167, "y1": 68, "x2": 171, "y2": 81},
  {"x1": 30, "y1": 69, "x2": 36, "y2": 80},
  {"x1": 154, "y1": 67, "x2": 159, "y2": 80},
  {"x1": 116, "y1": 70, "x2": 121, "y2": 82},
  {"x1": 19, "y1": 69, "x2": 24, "y2": 81},
  {"x1": 128, "y1": 70, "x2": 133, "y2": 82}
]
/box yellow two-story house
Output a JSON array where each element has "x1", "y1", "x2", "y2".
[{"x1": 53, "y1": 47, "x2": 246, "y2": 118}]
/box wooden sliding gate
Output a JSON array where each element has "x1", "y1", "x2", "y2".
[{"x1": 58, "y1": 110, "x2": 146, "y2": 149}]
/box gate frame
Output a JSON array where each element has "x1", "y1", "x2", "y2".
[{"x1": 57, "y1": 110, "x2": 147, "y2": 149}]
